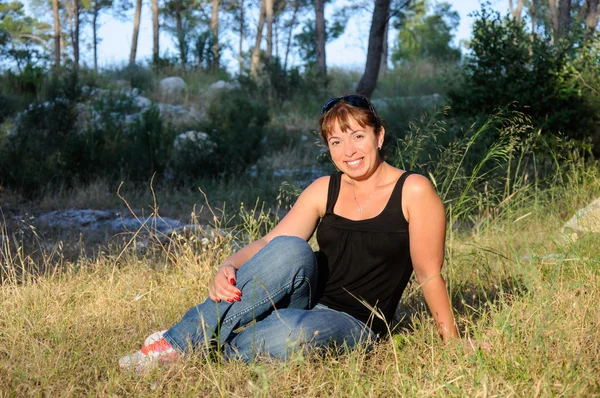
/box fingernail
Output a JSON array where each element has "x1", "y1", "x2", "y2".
[
  {"x1": 230, "y1": 278, "x2": 235, "y2": 285},
  {"x1": 234, "y1": 296, "x2": 241, "y2": 302},
  {"x1": 236, "y1": 291, "x2": 242, "y2": 297},
  {"x1": 227, "y1": 298, "x2": 233, "y2": 303},
  {"x1": 216, "y1": 298, "x2": 221, "y2": 303}
]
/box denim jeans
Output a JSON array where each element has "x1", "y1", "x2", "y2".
[{"x1": 163, "y1": 235, "x2": 375, "y2": 362}]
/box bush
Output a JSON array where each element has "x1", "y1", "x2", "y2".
[
  {"x1": 0, "y1": 99, "x2": 80, "y2": 195},
  {"x1": 447, "y1": 6, "x2": 599, "y2": 153},
  {"x1": 202, "y1": 89, "x2": 270, "y2": 175}
]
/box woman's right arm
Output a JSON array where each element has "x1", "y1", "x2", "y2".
[{"x1": 208, "y1": 177, "x2": 328, "y2": 303}]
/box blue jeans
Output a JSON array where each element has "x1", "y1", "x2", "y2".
[{"x1": 163, "y1": 236, "x2": 375, "y2": 362}]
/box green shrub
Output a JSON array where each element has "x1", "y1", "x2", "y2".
[
  {"x1": 202, "y1": 89, "x2": 270, "y2": 175},
  {"x1": 0, "y1": 99, "x2": 80, "y2": 195},
  {"x1": 446, "y1": 6, "x2": 599, "y2": 152}
]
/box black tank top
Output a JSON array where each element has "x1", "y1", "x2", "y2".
[{"x1": 316, "y1": 171, "x2": 414, "y2": 335}]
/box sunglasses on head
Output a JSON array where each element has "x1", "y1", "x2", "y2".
[{"x1": 321, "y1": 95, "x2": 380, "y2": 122}]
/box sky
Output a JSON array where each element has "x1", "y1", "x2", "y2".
[{"x1": 85, "y1": 0, "x2": 509, "y2": 71}]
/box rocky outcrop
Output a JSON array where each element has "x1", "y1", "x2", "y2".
[
  {"x1": 562, "y1": 197, "x2": 600, "y2": 239},
  {"x1": 158, "y1": 77, "x2": 186, "y2": 97}
]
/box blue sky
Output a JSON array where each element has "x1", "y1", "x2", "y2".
[{"x1": 90, "y1": 0, "x2": 509, "y2": 71}]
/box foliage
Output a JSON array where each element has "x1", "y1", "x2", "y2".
[
  {"x1": 0, "y1": 1, "x2": 51, "y2": 71},
  {"x1": 446, "y1": 6, "x2": 600, "y2": 153},
  {"x1": 391, "y1": 0, "x2": 461, "y2": 64},
  {"x1": 293, "y1": 9, "x2": 347, "y2": 72},
  {"x1": 201, "y1": 88, "x2": 270, "y2": 175}
]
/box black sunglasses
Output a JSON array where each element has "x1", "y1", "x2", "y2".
[{"x1": 320, "y1": 95, "x2": 380, "y2": 123}]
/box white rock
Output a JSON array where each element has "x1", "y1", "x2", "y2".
[
  {"x1": 158, "y1": 77, "x2": 186, "y2": 97},
  {"x1": 134, "y1": 95, "x2": 152, "y2": 108},
  {"x1": 209, "y1": 80, "x2": 237, "y2": 91},
  {"x1": 563, "y1": 197, "x2": 600, "y2": 238},
  {"x1": 112, "y1": 79, "x2": 131, "y2": 91}
]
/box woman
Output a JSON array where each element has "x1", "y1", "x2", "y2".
[{"x1": 119, "y1": 95, "x2": 459, "y2": 371}]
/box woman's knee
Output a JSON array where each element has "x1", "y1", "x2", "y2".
[{"x1": 265, "y1": 236, "x2": 316, "y2": 273}]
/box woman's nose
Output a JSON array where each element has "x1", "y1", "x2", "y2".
[{"x1": 344, "y1": 142, "x2": 356, "y2": 156}]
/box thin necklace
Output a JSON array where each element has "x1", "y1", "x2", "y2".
[
  {"x1": 352, "y1": 183, "x2": 373, "y2": 212},
  {"x1": 351, "y1": 166, "x2": 385, "y2": 212}
]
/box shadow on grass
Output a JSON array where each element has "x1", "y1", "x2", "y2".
[{"x1": 392, "y1": 276, "x2": 529, "y2": 334}]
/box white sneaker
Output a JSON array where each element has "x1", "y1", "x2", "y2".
[{"x1": 118, "y1": 330, "x2": 179, "y2": 372}]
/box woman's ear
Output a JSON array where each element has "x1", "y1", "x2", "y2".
[{"x1": 377, "y1": 127, "x2": 385, "y2": 149}]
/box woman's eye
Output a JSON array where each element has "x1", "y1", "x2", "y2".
[{"x1": 330, "y1": 140, "x2": 340, "y2": 146}]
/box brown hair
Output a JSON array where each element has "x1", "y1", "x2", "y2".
[{"x1": 318, "y1": 98, "x2": 383, "y2": 143}]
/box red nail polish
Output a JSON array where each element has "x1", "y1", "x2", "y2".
[
  {"x1": 236, "y1": 291, "x2": 242, "y2": 297},
  {"x1": 234, "y1": 296, "x2": 241, "y2": 302},
  {"x1": 230, "y1": 278, "x2": 235, "y2": 285},
  {"x1": 227, "y1": 298, "x2": 233, "y2": 303}
]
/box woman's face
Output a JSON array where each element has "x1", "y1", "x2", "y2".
[{"x1": 326, "y1": 116, "x2": 384, "y2": 180}]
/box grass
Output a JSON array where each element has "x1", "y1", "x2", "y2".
[
  {"x1": 1, "y1": 150, "x2": 599, "y2": 396},
  {"x1": 1, "y1": 65, "x2": 599, "y2": 396}
]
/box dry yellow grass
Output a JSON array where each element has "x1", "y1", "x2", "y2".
[{"x1": 1, "y1": 175, "x2": 600, "y2": 397}]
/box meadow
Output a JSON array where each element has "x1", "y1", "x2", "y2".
[{"x1": 1, "y1": 81, "x2": 599, "y2": 396}]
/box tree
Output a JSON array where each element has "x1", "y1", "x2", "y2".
[
  {"x1": 91, "y1": 0, "x2": 113, "y2": 72},
  {"x1": 293, "y1": 12, "x2": 345, "y2": 71},
  {"x1": 0, "y1": 1, "x2": 51, "y2": 71},
  {"x1": 509, "y1": 0, "x2": 525, "y2": 23},
  {"x1": 52, "y1": 0, "x2": 60, "y2": 66},
  {"x1": 73, "y1": 0, "x2": 79, "y2": 68},
  {"x1": 152, "y1": 0, "x2": 159, "y2": 62},
  {"x1": 250, "y1": 0, "x2": 266, "y2": 78},
  {"x1": 282, "y1": 0, "x2": 309, "y2": 72},
  {"x1": 549, "y1": 0, "x2": 572, "y2": 41},
  {"x1": 391, "y1": 1, "x2": 460, "y2": 64},
  {"x1": 314, "y1": 0, "x2": 326, "y2": 77},
  {"x1": 265, "y1": 0, "x2": 273, "y2": 60},
  {"x1": 211, "y1": 0, "x2": 219, "y2": 67},
  {"x1": 578, "y1": 0, "x2": 600, "y2": 37},
  {"x1": 129, "y1": 0, "x2": 142, "y2": 64},
  {"x1": 356, "y1": 0, "x2": 392, "y2": 98}
]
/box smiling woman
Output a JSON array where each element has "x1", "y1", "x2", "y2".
[{"x1": 118, "y1": 94, "x2": 460, "y2": 371}]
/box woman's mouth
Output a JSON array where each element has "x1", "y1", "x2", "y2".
[{"x1": 345, "y1": 158, "x2": 364, "y2": 168}]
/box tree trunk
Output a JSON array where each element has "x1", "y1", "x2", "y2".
[
  {"x1": 175, "y1": 0, "x2": 185, "y2": 71},
  {"x1": 378, "y1": 18, "x2": 388, "y2": 79},
  {"x1": 529, "y1": 0, "x2": 537, "y2": 37},
  {"x1": 73, "y1": 0, "x2": 79, "y2": 69},
  {"x1": 130, "y1": 0, "x2": 142, "y2": 65},
  {"x1": 558, "y1": 0, "x2": 572, "y2": 37},
  {"x1": 211, "y1": 0, "x2": 220, "y2": 68},
  {"x1": 152, "y1": 0, "x2": 159, "y2": 63},
  {"x1": 314, "y1": 0, "x2": 326, "y2": 78},
  {"x1": 238, "y1": 0, "x2": 244, "y2": 76},
  {"x1": 549, "y1": 0, "x2": 559, "y2": 43},
  {"x1": 250, "y1": 0, "x2": 266, "y2": 78},
  {"x1": 509, "y1": 0, "x2": 524, "y2": 24},
  {"x1": 52, "y1": 0, "x2": 60, "y2": 66},
  {"x1": 93, "y1": 0, "x2": 99, "y2": 72},
  {"x1": 265, "y1": 0, "x2": 273, "y2": 60},
  {"x1": 356, "y1": 0, "x2": 391, "y2": 99},
  {"x1": 579, "y1": 0, "x2": 600, "y2": 38},
  {"x1": 283, "y1": 0, "x2": 301, "y2": 72}
]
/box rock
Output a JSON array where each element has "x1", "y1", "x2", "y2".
[
  {"x1": 133, "y1": 95, "x2": 152, "y2": 108},
  {"x1": 111, "y1": 79, "x2": 131, "y2": 91},
  {"x1": 173, "y1": 131, "x2": 216, "y2": 153},
  {"x1": 37, "y1": 209, "x2": 114, "y2": 229},
  {"x1": 562, "y1": 197, "x2": 600, "y2": 239},
  {"x1": 209, "y1": 80, "x2": 238, "y2": 91},
  {"x1": 158, "y1": 77, "x2": 186, "y2": 97}
]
